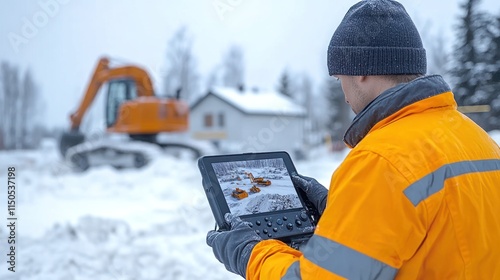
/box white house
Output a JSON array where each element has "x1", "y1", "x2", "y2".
[{"x1": 189, "y1": 87, "x2": 307, "y2": 158}]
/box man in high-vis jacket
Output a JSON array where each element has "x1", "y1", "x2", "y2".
[{"x1": 206, "y1": 0, "x2": 500, "y2": 279}]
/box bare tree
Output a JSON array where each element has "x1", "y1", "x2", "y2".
[
  {"x1": 222, "y1": 45, "x2": 245, "y2": 88},
  {"x1": 426, "y1": 30, "x2": 450, "y2": 76},
  {"x1": 163, "y1": 26, "x2": 199, "y2": 102},
  {"x1": 206, "y1": 66, "x2": 222, "y2": 90},
  {"x1": 21, "y1": 70, "x2": 40, "y2": 148},
  {"x1": 297, "y1": 74, "x2": 313, "y2": 117},
  {"x1": 1, "y1": 62, "x2": 20, "y2": 149},
  {"x1": 323, "y1": 78, "x2": 351, "y2": 142},
  {"x1": 0, "y1": 68, "x2": 3, "y2": 149},
  {"x1": 296, "y1": 74, "x2": 316, "y2": 146},
  {"x1": 0, "y1": 62, "x2": 42, "y2": 150}
]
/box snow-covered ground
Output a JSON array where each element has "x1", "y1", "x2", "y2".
[
  {"x1": 0, "y1": 139, "x2": 344, "y2": 280},
  {"x1": 1, "y1": 131, "x2": 498, "y2": 280}
]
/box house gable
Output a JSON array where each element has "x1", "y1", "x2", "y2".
[{"x1": 191, "y1": 91, "x2": 248, "y2": 116}]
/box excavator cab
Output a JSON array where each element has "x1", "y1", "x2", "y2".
[{"x1": 106, "y1": 79, "x2": 137, "y2": 128}]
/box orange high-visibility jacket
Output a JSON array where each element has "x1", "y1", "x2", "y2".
[{"x1": 247, "y1": 75, "x2": 500, "y2": 279}]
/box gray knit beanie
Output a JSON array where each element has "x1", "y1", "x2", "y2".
[{"x1": 327, "y1": 0, "x2": 427, "y2": 76}]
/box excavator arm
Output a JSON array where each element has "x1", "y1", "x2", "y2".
[{"x1": 69, "y1": 57, "x2": 155, "y2": 130}]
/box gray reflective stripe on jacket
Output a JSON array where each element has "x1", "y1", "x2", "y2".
[
  {"x1": 404, "y1": 159, "x2": 500, "y2": 206},
  {"x1": 281, "y1": 235, "x2": 398, "y2": 279},
  {"x1": 281, "y1": 261, "x2": 300, "y2": 280}
]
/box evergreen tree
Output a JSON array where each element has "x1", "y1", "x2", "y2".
[
  {"x1": 277, "y1": 70, "x2": 294, "y2": 99},
  {"x1": 451, "y1": 0, "x2": 482, "y2": 106},
  {"x1": 483, "y1": 15, "x2": 500, "y2": 129},
  {"x1": 451, "y1": 0, "x2": 500, "y2": 130}
]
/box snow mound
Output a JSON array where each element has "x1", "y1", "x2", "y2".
[
  {"x1": 0, "y1": 216, "x2": 235, "y2": 280},
  {"x1": 245, "y1": 193, "x2": 303, "y2": 214}
]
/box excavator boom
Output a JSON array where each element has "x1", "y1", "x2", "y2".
[{"x1": 69, "y1": 57, "x2": 155, "y2": 130}]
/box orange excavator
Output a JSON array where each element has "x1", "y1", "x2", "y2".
[
  {"x1": 59, "y1": 57, "x2": 204, "y2": 170},
  {"x1": 246, "y1": 172, "x2": 272, "y2": 186},
  {"x1": 232, "y1": 188, "x2": 249, "y2": 200}
]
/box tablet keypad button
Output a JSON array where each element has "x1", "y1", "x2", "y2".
[
  {"x1": 299, "y1": 212, "x2": 308, "y2": 221},
  {"x1": 268, "y1": 233, "x2": 272, "y2": 238},
  {"x1": 255, "y1": 220, "x2": 261, "y2": 226},
  {"x1": 263, "y1": 229, "x2": 268, "y2": 234},
  {"x1": 273, "y1": 227, "x2": 278, "y2": 232},
  {"x1": 283, "y1": 216, "x2": 288, "y2": 221},
  {"x1": 286, "y1": 223, "x2": 293, "y2": 230},
  {"x1": 255, "y1": 230, "x2": 260, "y2": 234},
  {"x1": 267, "y1": 222, "x2": 272, "y2": 227},
  {"x1": 276, "y1": 219, "x2": 283, "y2": 225},
  {"x1": 295, "y1": 220, "x2": 302, "y2": 226}
]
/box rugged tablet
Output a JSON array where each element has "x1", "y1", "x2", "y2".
[{"x1": 198, "y1": 151, "x2": 318, "y2": 247}]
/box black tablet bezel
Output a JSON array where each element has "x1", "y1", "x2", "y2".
[{"x1": 198, "y1": 151, "x2": 311, "y2": 231}]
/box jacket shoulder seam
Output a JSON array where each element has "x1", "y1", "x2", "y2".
[
  {"x1": 360, "y1": 149, "x2": 430, "y2": 230},
  {"x1": 356, "y1": 149, "x2": 412, "y2": 185}
]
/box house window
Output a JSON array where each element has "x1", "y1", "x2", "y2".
[
  {"x1": 218, "y1": 113, "x2": 225, "y2": 127},
  {"x1": 204, "y1": 114, "x2": 213, "y2": 127}
]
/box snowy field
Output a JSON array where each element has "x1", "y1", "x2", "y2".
[
  {"x1": 0, "y1": 139, "x2": 344, "y2": 280},
  {"x1": 0, "y1": 131, "x2": 498, "y2": 280}
]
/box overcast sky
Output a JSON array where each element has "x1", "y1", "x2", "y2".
[{"x1": 1, "y1": 0, "x2": 500, "y2": 129}]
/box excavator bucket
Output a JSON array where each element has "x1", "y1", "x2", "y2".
[{"x1": 59, "y1": 131, "x2": 85, "y2": 157}]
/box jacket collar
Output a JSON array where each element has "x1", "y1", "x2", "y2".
[{"x1": 343, "y1": 75, "x2": 452, "y2": 148}]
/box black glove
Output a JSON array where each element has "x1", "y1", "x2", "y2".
[
  {"x1": 292, "y1": 174, "x2": 328, "y2": 215},
  {"x1": 206, "y1": 213, "x2": 262, "y2": 278}
]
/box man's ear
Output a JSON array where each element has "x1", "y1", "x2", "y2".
[
  {"x1": 350, "y1": 75, "x2": 367, "y2": 85},
  {"x1": 351, "y1": 76, "x2": 367, "y2": 88},
  {"x1": 358, "y1": 75, "x2": 369, "y2": 83},
  {"x1": 355, "y1": 75, "x2": 374, "y2": 96}
]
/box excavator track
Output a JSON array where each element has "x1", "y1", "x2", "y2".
[
  {"x1": 61, "y1": 133, "x2": 212, "y2": 171},
  {"x1": 157, "y1": 142, "x2": 203, "y2": 159},
  {"x1": 65, "y1": 139, "x2": 162, "y2": 171}
]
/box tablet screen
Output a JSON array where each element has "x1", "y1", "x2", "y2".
[{"x1": 211, "y1": 158, "x2": 302, "y2": 216}]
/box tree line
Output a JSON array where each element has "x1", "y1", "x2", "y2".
[
  {"x1": 212, "y1": 158, "x2": 286, "y2": 176},
  {"x1": 0, "y1": 62, "x2": 43, "y2": 150}
]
